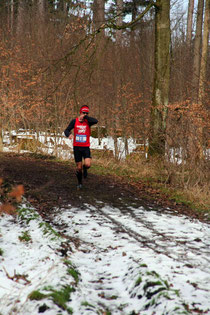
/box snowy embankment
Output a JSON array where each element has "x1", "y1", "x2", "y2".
[
  {"x1": 3, "y1": 129, "x2": 209, "y2": 162},
  {"x1": 2, "y1": 129, "x2": 142, "y2": 160},
  {"x1": 0, "y1": 200, "x2": 209, "y2": 314}
]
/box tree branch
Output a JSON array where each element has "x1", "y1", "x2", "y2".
[{"x1": 102, "y1": 2, "x2": 156, "y2": 31}]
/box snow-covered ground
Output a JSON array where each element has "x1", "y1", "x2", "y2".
[
  {"x1": 1, "y1": 129, "x2": 210, "y2": 314},
  {"x1": 0, "y1": 201, "x2": 209, "y2": 314}
]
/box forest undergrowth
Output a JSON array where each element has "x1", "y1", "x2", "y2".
[{"x1": 90, "y1": 150, "x2": 210, "y2": 220}]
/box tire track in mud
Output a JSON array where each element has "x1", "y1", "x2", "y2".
[
  {"x1": 96, "y1": 203, "x2": 210, "y2": 268},
  {"x1": 95, "y1": 204, "x2": 210, "y2": 270},
  {"x1": 48, "y1": 201, "x2": 210, "y2": 314},
  {"x1": 51, "y1": 200, "x2": 209, "y2": 271},
  {"x1": 1, "y1": 153, "x2": 209, "y2": 313}
]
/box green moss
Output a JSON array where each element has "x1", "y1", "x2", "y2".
[
  {"x1": 28, "y1": 290, "x2": 47, "y2": 301},
  {"x1": 140, "y1": 264, "x2": 148, "y2": 268},
  {"x1": 135, "y1": 277, "x2": 142, "y2": 286},
  {"x1": 81, "y1": 301, "x2": 95, "y2": 308},
  {"x1": 130, "y1": 266, "x2": 190, "y2": 313},
  {"x1": 64, "y1": 259, "x2": 73, "y2": 266},
  {"x1": 67, "y1": 267, "x2": 80, "y2": 284},
  {"x1": 19, "y1": 231, "x2": 31, "y2": 242},
  {"x1": 30, "y1": 285, "x2": 74, "y2": 314},
  {"x1": 39, "y1": 222, "x2": 60, "y2": 239},
  {"x1": 17, "y1": 207, "x2": 39, "y2": 224},
  {"x1": 47, "y1": 286, "x2": 74, "y2": 314}
]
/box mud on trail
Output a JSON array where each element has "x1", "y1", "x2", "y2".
[
  {"x1": 0, "y1": 152, "x2": 202, "y2": 221},
  {"x1": 0, "y1": 152, "x2": 208, "y2": 265},
  {"x1": 0, "y1": 152, "x2": 210, "y2": 314}
]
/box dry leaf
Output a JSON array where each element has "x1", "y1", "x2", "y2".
[
  {"x1": 9, "y1": 185, "x2": 24, "y2": 202},
  {"x1": 0, "y1": 203, "x2": 17, "y2": 215}
]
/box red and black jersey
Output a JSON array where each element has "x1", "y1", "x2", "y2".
[
  {"x1": 64, "y1": 116, "x2": 98, "y2": 147},
  {"x1": 73, "y1": 117, "x2": 90, "y2": 147}
]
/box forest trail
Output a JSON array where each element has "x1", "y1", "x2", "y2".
[
  {"x1": 0, "y1": 152, "x2": 209, "y2": 314},
  {"x1": 0, "y1": 152, "x2": 204, "y2": 221}
]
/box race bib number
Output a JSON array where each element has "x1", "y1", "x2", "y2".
[{"x1": 75, "y1": 134, "x2": 87, "y2": 143}]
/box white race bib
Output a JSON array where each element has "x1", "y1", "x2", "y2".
[{"x1": 75, "y1": 134, "x2": 87, "y2": 143}]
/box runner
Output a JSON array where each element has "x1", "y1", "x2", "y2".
[{"x1": 64, "y1": 105, "x2": 98, "y2": 188}]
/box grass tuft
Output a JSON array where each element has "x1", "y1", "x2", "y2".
[
  {"x1": 39, "y1": 222, "x2": 60, "y2": 239},
  {"x1": 45, "y1": 285, "x2": 74, "y2": 314},
  {"x1": 67, "y1": 267, "x2": 80, "y2": 284},
  {"x1": 28, "y1": 290, "x2": 47, "y2": 301},
  {"x1": 18, "y1": 231, "x2": 31, "y2": 242},
  {"x1": 29, "y1": 286, "x2": 75, "y2": 314}
]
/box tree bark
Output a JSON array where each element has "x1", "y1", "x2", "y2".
[
  {"x1": 116, "y1": 0, "x2": 123, "y2": 44},
  {"x1": 93, "y1": 0, "x2": 105, "y2": 144},
  {"x1": 113, "y1": 0, "x2": 124, "y2": 159},
  {"x1": 0, "y1": 125, "x2": 3, "y2": 152},
  {"x1": 192, "y1": 0, "x2": 204, "y2": 102},
  {"x1": 148, "y1": 0, "x2": 171, "y2": 156},
  {"x1": 16, "y1": 0, "x2": 25, "y2": 36},
  {"x1": 198, "y1": 0, "x2": 210, "y2": 103},
  {"x1": 186, "y1": 0, "x2": 195, "y2": 45},
  {"x1": 93, "y1": 0, "x2": 105, "y2": 31},
  {"x1": 37, "y1": 0, "x2": 45, "y2": 18}
]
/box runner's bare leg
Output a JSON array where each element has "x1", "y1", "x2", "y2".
[
  {"x1": 83, "y1": 158, "x2": 91, "y2": 178},
  {"x1": 76, "y1": 162, "x2": 83, "y2": 185}
]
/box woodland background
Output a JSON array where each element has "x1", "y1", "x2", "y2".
[{"x1": 0, "y1": 0, "x2": 209, "y2": 193}]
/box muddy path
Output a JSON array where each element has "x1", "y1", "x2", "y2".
[
  {"x1": 0, "y1": 152, "x2": 209, "y2": 265},
  {"x1": 0, "y1": 152, "x2": 202, "y2": 222},
  {"x1": 0, "y1": 152, "x2": 210, "y2": 314},
  {"x1": 0, "y1": 152, "x2": 162, "y2": 214}
]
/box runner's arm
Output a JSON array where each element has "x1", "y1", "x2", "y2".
[
  {"x1": 85, "y1": 116, "x2": 98, "y2": 127},
  {"x1": 64, "y1": 119, "x2": 76, "y2": 137}
]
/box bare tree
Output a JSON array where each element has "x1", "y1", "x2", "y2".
[
  {"x1": 148, "y1": 0, "x2": 171, "y2": 156},
  {"x1": 186, "y1": 0, "x2": 195, "y2": 45},
  {"x1": 198, "y1": 0, "x2": 210, "y2": 103},
  {"x1": 16, "y1": 0, "x2": 25, "y2": 36},
  {"x1": 192, "y1": 0, "x2": 204, "y2": 102},
  {"x1": 116, "y1": 0, "x2": 123, "y2": 43},
  {"x1": 37, "y1": 0, "x2": 45, "y2": 19},
  {"x1": 93, "y1": 0, "x2": 105, "y2": 142}
]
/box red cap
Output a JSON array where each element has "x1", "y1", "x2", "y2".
[{"x1": 80, "y1": 105, "x2": 89, "y2": 114}]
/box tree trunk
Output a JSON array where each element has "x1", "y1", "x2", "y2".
[
  {"x1": 148, "y1": 0, "x2": 170, "y2": 156},
  {"x1": 93, "y1": 0, "x2": 105, "y2": 144},
  {"x1": 116, "y1": 0, "x2": 123, "y2": 43},
  {"x1": 93, "y1": 0, "x2": 105, "y2": 31},
  {"x1": 192, "y1": 0, "x2": 204, "y2": 102},
  {"x1": 37, "y1": 0, "x2": 45, "y2": 18},
  {"x1": 186, "y1": 0, "x2": 195, "y2": 45},
  {"x1": 16, "y1": 0, "x2": 25, "y2": 36},
  {"x1": 0, "y1": 127, "x2": 3, "y2": 152},
  {"x1": 7, "y1": 0, "x2": 15, "y2": 33},
  {"x1": 198, "y1": 0, "x2": 210, "y2": 103},
  {"x1": 195, "y1": 0, "x2": 210, "y2": 159},
  {"x1": 130, "y1": 0, "x2": 137, "y2": 47},
  {"x1": 113, "y1": 0, "x2": 124, "y2": 159}
]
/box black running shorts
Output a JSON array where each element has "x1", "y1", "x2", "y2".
[{"x1": 73, "y1": 146, "x2": 91, "y2": 163}]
